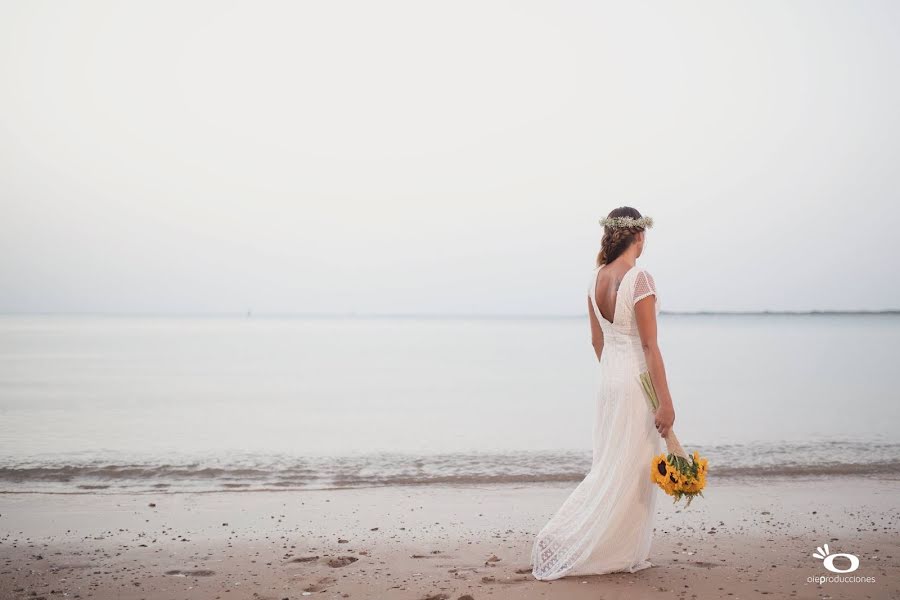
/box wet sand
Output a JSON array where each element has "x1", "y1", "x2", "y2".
[{"x1": 1, "y1": 476, "x2": 898, "y2": 599}]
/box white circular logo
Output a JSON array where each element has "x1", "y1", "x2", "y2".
[
  {"x1": 822, "y1": 552, "x2": 859, "y2": 573},
  {"x1": 813, "y1": 544, "x2": 860, "y2": 574}
]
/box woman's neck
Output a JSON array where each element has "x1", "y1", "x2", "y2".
[{"x1": 617, "y1": 249, "x2": 638, "y2": 268}]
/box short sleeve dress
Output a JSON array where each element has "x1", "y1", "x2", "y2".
[{"x1": 532, "y1": 264, "x2": 662, "y2": 580}]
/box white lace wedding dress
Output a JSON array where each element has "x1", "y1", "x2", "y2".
[{"x1": 531, "y1": 264, "x2": 662, "y2": 580}]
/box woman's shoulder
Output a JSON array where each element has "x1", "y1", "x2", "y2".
[
  {"x1": 619, "y1": 264, "x2": 653, "y2": 285},
  {"x1": 631, "y1": 266, "x2": 658, "y2": 302}
]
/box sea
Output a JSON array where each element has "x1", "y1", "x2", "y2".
[{"x1": 1, "y1": 313, "x2": 898, "y2": 494}]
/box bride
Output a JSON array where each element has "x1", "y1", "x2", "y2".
[{"x1": 531, "y1": 206, "x2": 676, "y2": 580}]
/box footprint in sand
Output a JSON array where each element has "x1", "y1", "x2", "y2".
[
  {"x1": 692, "y1": 560, "x2": 722, "y2": 568},
  {"x1": 327, "y1": 556, "x2": 358, "y2": 568},
  {"x1": 287, "y1": 555, "x2": 320, "y2": 564},
  {"x1": 303, "y1": 576, "x2": 337, "y2": 593},
  {"x1": 514, "y1": 567, "x2": 533, "y2": 574},
  {"x1": 481, "y1": 573, "x2": 531, "y2": 585}
]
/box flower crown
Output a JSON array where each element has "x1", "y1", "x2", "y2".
[{"x1": 599, "y1": 215, "x2": 654, "y2": 229}]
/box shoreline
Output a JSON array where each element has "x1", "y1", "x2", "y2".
[
  {"x1": 1, "y1": 471, "x2": 899, "y2": 496},
  {"x1": 4, "y1": 442, "x2": 900, "y2": 495},
  {"x1": 2, "y1": 476, "x2": 897, "y2": 599}
]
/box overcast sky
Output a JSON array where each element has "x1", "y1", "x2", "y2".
[{"x1": 1, "y1": 1, "x2": 898, "y2": 315}]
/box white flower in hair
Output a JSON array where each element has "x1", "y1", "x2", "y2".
[{"x1": 598, "y1": 216, "x2": 654, "y2": 229}]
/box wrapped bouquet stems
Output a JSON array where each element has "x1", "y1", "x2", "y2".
[
  {"x1": 639, "y1": 371, "x2": 687, "y2": 457},
  {"x1": 639, "y1": 372, "x2": 708, "y2": 506},
  {"x1": 663, "y1": 430, "x2": 689, "y2": 461}
]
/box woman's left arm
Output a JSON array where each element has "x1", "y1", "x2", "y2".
[{"x1": 635, "y1": 296, "x2": 675, "y2": 438}]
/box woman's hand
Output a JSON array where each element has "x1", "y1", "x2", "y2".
[{"x1": 654, "y1": 404, "x2": 675, "y2": 438}]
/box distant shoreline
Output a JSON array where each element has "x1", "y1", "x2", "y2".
[
  {"x1": 1, "y1": 310, "x2": 898, "y2": 319},
  {"x1": 663, "y1": 309, "x2": 900, "y2": 316}
]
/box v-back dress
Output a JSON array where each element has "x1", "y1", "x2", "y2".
[{"x1": 531, "y1": 264, "x2": 662, "y2": 580}]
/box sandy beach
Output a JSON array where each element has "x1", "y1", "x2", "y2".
[{"x1": 1, "y1": 475, "x2": 897, "y2": 600}]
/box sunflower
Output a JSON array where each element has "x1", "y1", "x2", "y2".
[
  {"x1": 681, "y1": 475, "x2": 704, "y2": 495},
  {"x1": 651, "y1": 454, "x2": 670, "y2": 486},
  {"x1": 692, "y1": 451, "x2": 709, "y2": 476},
  {"x1": 667, "y1": 468, "x2": 684, "y2": 487},
  {"x1": 661, "y1": 466, "x2": 685, "y2": 496},
  {"x1": 649, "y1": 450, "x2": 709, "y2": 504}
]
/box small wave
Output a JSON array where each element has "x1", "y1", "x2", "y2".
[
  {"x1": 711, "y1": 461, "x2": 900, "y2": 478},
  {"x1": 1, "y1": 443, "x2": 898, "y2": 494}
]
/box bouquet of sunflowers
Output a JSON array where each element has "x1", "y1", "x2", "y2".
[{"x1": 639, "y1": 372, "x2": 708, "y2": 506}]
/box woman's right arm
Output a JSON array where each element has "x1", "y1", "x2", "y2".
[
  {"x1": 635, "y1": 296, "x2": 675, "y2": 438},
  {"x1": 588, "y1": 296, "x2": 604, "y2": 362}
]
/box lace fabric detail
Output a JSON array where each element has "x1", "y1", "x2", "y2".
[{"x1": 632, "y1": 269, "x2": 657, "y2": 305}]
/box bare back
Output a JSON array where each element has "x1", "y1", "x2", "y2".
[{"x1": 593, "y1": 262, "x2": 635, "y2": 324}]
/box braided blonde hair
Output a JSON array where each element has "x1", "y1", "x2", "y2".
[{"x1": 596, "y1": 206, "x2": 647, "y2": 266}]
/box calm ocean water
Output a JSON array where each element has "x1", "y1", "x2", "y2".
[{"x1": 0, "y1": 314, "x2": 898, "y2": 493}]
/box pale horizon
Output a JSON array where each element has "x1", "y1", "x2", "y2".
[
  {"x1": 2, "y1": 1, "x2": 899, "y2": 315},
  {"x1": 1, "y1": 309, "x2": 898, "y2": 318}
]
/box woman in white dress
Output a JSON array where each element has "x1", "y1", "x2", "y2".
[{"x1": 531, "y1": 206, "x2": 676, "y2": 581}]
